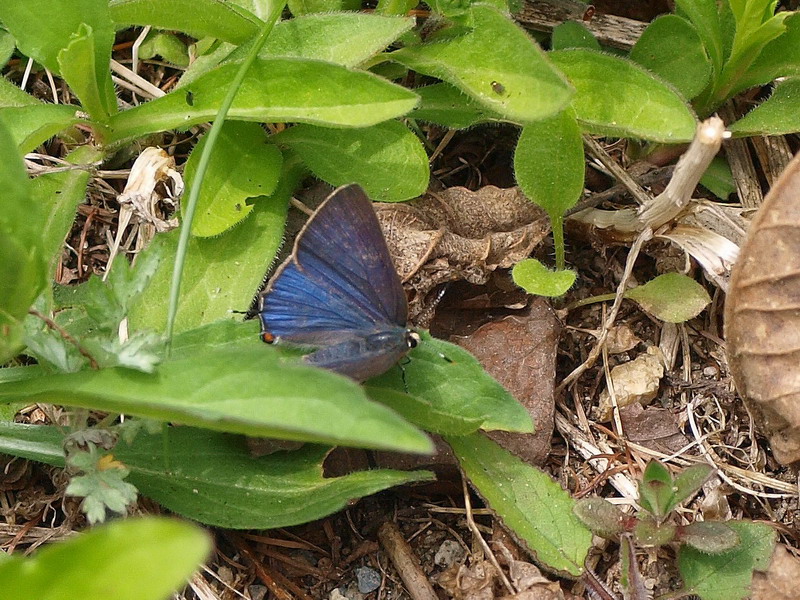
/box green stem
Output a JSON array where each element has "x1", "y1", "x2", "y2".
[
  {"x1": 165, "y1": 2, "x2": 284, "y2": 348},
  {"x1": 551, "y1": 213, "x2": 565, "y2": 272},
  {"x1": 564, "y1": 292, "x2": 617, "y2": 312}
]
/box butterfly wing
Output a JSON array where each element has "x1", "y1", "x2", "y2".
[
  {"x1": 258, "y1": 184, "x2": 408, "y2": 346},
  {"x1": 304, "y1": 328, "x2": 412, "y2": 382}
]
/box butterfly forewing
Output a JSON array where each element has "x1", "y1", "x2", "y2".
[{"x1": 259, "y1": 185, "x2": 409, "y2": 347}]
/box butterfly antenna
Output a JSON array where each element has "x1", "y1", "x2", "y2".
[{"x1": 416, "y1": 283, "x2": 450, "y2": 329}]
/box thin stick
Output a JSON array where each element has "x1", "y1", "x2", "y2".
[
  {"x1": 28, "y1": 309, "x2": 99, "y2": 370},
  {"x1": 377, "y1": 522, "x2": 438, "y2": 600}
]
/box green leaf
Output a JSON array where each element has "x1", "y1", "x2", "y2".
[
  {"x1": 0, "y1": 421, "x2": 434, "y2": 529},
  {"x1": 66, "y1": 450, "x2": 139, "y2": 524},
  {"x1": 288, "y1": 0, "x2": 348, "y2": 16},
  {"x1": 274, "y1": 121, "x2": 429, "y2": 202},
  {"x1": 138, "y1": 31, "x2": 190, "y2": 67},
  {"x1": 129, "y1": 165, "x2": 296, "y2": 334},
  {"x1": 700, "y1": 156, "x2": 735, "y2": 199},
  {"x1": 411, "y1": 83, "x2": 505, "y2": 129},
  {"x1": 184, "y1": 121, "x2": 282, "y2": 237},
  {"x1": 624, "y1": 273, "x2": 711, "y2": 323},
  {"x1": 679, "y1": 521, "x2": 776, "y2": 600},
  {"x1": 261, "y1": 13, "x2": 414, "y2": 67},
  {"x1": 0, "y1": 122, "x2": 43, "y2": 364},
  {"x1": 680, "y1": 521, "x2": 740, "y2": 554},
  {"x1": 0, "y1": 76, "x2": 41, "y2": 107},
  {"x1": 30, "y1": 147, "x2": 97, "y2": 280},
  {"x1": 672, "y1": 464, "x2": 713, "y2": 507},
  {"x1": 675, "y1": 0, "x2": 724, "y2": 77},
  {"x1": 573, "y1": 498, "x2": 627, "y2": 538},
  {"x1": 57, "y1": 23, "x2": 115, "y2": 119},
  {"x1": 634, "y1": 518, "x2": 676, "y2": 547},
  {"x1": 514, "y1": 110, "x2": 584, "y2": 219},
  {"x1": 550, "y1": 49, "x2": 698, "y2": 142},
  {"x1": 512, "y1": 259, "x2": 576, "y2": 298},
  {"x1": 639, "y1": 459, "x2": 673, "y2": 519},
  {"x1": 550, "y1": 21, "x2": 600, "y2": 51},
  {"x1": 0, "y1": 105, "x2": 83, "y2": 152},
  {"x1": 107, "y1": 58, "x2": 420, "y2": 146},
  {"x1": 0, "y1": 1, "x2": 116, "y2": 91},
  {"x1": 109, "y1": 0, "x2": 261, "y2": 44},
  {"x1": 0, "y1": 30, "x2": 15, "y2": 68},
  {"x1": 0, "y1": 346, "x2": 432, "y2": 452},
  {"x1": 448, "y1": 432, "x2": 592, "y2": 577},
  {"x1": 728, "y1": 77, "x2": 800, "y2": 137},
  {"x1": 370, "y1": 332, "x2": 533, "y2": 433},
  {"x1": 391, "y1": 4, "x2": 573, "y2": 123},
  {"x1": 0, "y1": 516, "x2": 211, "y2": 600},
  {"x1": 731, "y1": 12, "x2": 800, "y2": 95},
  {"x1": 366, "y1": 386, "x2": 485, "y2": 436},
  {"x1": 630, "y1": 15, "x2": 711, "y2": 100}
]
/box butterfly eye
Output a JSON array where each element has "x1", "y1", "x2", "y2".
[{"x1": 407, "y1": 331, "x2": 422, "y2": 349}]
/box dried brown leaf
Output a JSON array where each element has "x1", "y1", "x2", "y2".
[{"x1": 725, "y1": 151, "x2": 800, "y2": 464}]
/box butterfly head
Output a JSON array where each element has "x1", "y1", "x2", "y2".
[{"x1": 406, "y1": 330, "x2": 421, "y2": 349}]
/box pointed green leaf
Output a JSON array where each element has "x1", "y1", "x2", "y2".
[
  {"x1": 639, "y1": 459, "x2": 673, "y2": 519},
  {"x1": 573, "y1": 498, "x2": 627, "y2": 538},
  {"x1": 391, "y1": 4, "x2": 573, "y2": 123},
  {"x1": 672, "y1": 464, "x2": 713, "y2": 507},
  {"x1": 731, "y1": 12, "x2": 800, "y2": 95},
  {"x1": 107, "y1": 58, "x2": 420, "y2": 146},
  {"x1": 0, "y1": 346, "x2": 432, "y2": 452},
  {"x1": 550, "y1": 49, "x2": 698, "y2": 142},
  {"x1": 625, "y1": 273, "x2": 711, "y2": 323},
  {"x1": 448, "y1": 432, "x2": 591, "y2": 577},
  {"x1": 0, "y1": 105, "x2": 83, "y2": 152},
  {"x1": 729, "y1": 77, "x2": 800, "y2": 137},
  {"x1": 275, "y1": 121, "x2": 428, "y2": 201}
]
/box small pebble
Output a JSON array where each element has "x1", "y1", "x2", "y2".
[
  {"x1": 434, "y1": 539, "x2": 466, "y2": 568},
  {"x1": 355, "y1": 566, "x2": 382, "y2": 594},
  {"x1": 248, "y1": 585, "x2": 267, "y2": 600}
]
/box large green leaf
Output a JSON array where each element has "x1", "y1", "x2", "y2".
[
  {"x1": 109, "y1": 0, "x2": 262, "y2": 44},
  {"x1": 391, "y1": 4, "x2": 573, "y2": 124},
  {"x1": 448, "y1": 433, "x2": 592, "y2": 577},
  {"x1": 731, "y1": 12, "x2": 800, "y2": 95},
  {"x1": 0, "y1": 0, "x2": 116, "y2": 116},
  {"x1": 369, "y1": 333, "x2": 533, "y2": 433},
  {"x1": 550, "y1": 49, "x2": 698, "y2": 142},
  {"x1": 261, "y1": 12, "x2": 414, "y2": 67},
  {"x1": 630, "y1": 14, "x2": 711, "y2": 100},
  {"x1": 57, "y1": 23, "x2": 115, "y2": 118},
  {"x1": 679, "y1": 521, "x2": 776, "y2": 600},
  {"x1": 0, "y1": 76, "x2": 40, "y2": 107},
  {"x1": 0, "y1": 345, "x2": 432, "y2": 452},
  {"x1": 128, "y1": 164, "x2": 296, "y2": 334},
  {"x1": 107, "y1": 58, "x2": 420, "y2": 146},
  {"x1": 0, "y1": 515, "x2": 211, "y2": 600},
  {"x1": 275, "y1": 121, "x2": 429, "y2": 201},
  {"x1": 0, "y1": 422, "x2": 434, "y2": 529},
  {"x1": 184, "y1": 121, "x2": 282, "y2": 237}
]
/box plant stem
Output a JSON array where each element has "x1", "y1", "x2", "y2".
[{"x1": 165, "y1": 2, "x2": 284, "y2": 349}]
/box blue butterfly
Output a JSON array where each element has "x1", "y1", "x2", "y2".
[{"x1": 258, "y1": 184, "x2": 421, "y2": 381}]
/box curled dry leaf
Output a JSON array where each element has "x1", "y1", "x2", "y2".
[
  {"x1": 597, "y1": 347, "x2": 665, "y2": 422},
  {"x1": 725, "y1": 151, "x2": 800, "y2": 464},
  {"x1": 376, "y1": 186, "x2": 549, "y2": 322}
]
